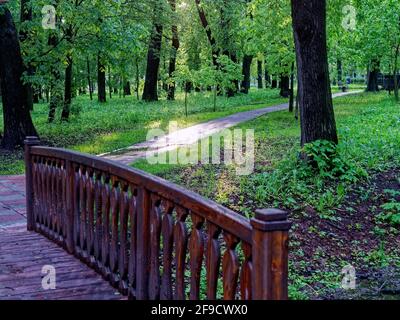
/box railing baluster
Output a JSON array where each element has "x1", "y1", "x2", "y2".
[
  {"x1": 240, "y1": 242, "x2": 252, "y2": 300},
  {"x1": 160, "y1": 202, "x2": 174, "y2": 300},
  {"x1": 119, "y1": 181, "x2": 130, "y2": 294},
  {"x1": 45, "y1": 159, "x2": 51, "y2": 233},
  {"x1": 206, "y1": 222, "x2": 221, "y2": 300},
  {"x1": 101, "y1": 175, "x2": 111, "y2": 279},
  {"x1": 87, "y1": 168, "x2": 95, "y2": 266},
  {"x1": 128, "y1": 185, "x2": 137, "y2": 299},
  {"x1": 189, "y1": 214, "x2": 205, "y2": 300},
  {"x1": 174, "y1": 206, "x2": 189, "y2": 300},
  {"x1": 109, "y1": 178, "x2": 120, "y2": 287},
  {"x1": 136, "y1": 186, "x2": 151, "y2": 300},
  {"x1": 149, "y1": 196, "x2": 162, "y2": 300},
  {"x1": 55, "y1": 160, "x2": 62, "y2": 241},
  {"x1": 222, "y1": 232, "x2": 240, "y2": 300},
  {"x1": 73, "y1": 164, "x2": 81, "y2": 254},
  {"x1": 65, "y1": 160, "x2": 74, "y2": 253},
  {"x1": 79, "y1": 165, "x2": 88, "y2": 260},
  {"x1": 94, "y1": 170, "x2": 103, "y2": 270}
]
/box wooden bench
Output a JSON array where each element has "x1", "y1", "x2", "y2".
[{"x1": 24, "y1": 136, "x2": 291, "y2": 300}]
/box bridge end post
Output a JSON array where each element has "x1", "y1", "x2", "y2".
[
  {"x1": 250, "y1": 208, "x2": 291, "y2": 300},
  {"x1": 24, "y1": 136, "x2": 40, "y2": 231}
]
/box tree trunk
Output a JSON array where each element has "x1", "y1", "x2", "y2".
[
  {"x1": 142, "y1": 13, "x2": 163, "y2": 102},
  {"x1": 123, "y1": 80, "x2": 131, "y2": 96},
  {"x1": 20, "y1": 0, "x2": 34, "y2": 111},
  {"x1": 87, "y1": 57, "x2": 93, "y2": 100},
  {"x1": 280, "y1": 73, "x2": 290, "y2": 98},
  {"x1": 61, "y1": 54, "x2": 73, "y2": 121},
  {"x1": 97, "y1": 53, "x2": 106, "y2": 103},
  {"x1": 366, "y1": 59, "x2": 380, "y2": 92},
  {"x1": 257, "y1": 60, "x2": 263, "y2": 89},
  {"x1": 0, "y1": 7, "x2": 37, "y2": 149},
  {"x1": 135, "y1": 58, "x2": 140, "y2": 100},
  {"x1": 60, "y1": 24, "x2": 73, "y2": 121},
  {"x1": 167, "y1": 0, "x2": 180, "y2": 101},
  {"x1": 195, "y1": 0, "x2": 220, "y2": 70},
  {"x1": 108, "y1": 65, "x2": 113, "y2": 99},
  {"x1": 394, "y1": 45, "x2": 399, "y2": 102},
  {"x1": 337, "y1": 59, "x2": 343, "y2": 84},
  {"x1": 291, "y1": 0, "x2": 338, "y2": 146},
  {"x1": 295, "y1": 90, "x2": 299, "y2": 120},
  {"x1": 264, "y1": 61, "x2": 270, "y2": 88},
  {"x1": 226, "y1": 53, "x2": 239, "y2": 97},
  {"x1": 289, "y1": 62, "x2": 295, "y2": 112},
  {"x1": 241, "y1": 55, "x2": 253, "y2": 94},
  {"x1": 271, "y1": 76, "x2": 278, "y2": 88}
]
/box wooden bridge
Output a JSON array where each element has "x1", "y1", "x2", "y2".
[{"x1": 0, "y1": 136, "x2": 291, "y2": 300}]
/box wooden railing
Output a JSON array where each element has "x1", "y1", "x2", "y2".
[{"x1": 24, "y1": 136, "x2": 291, "y2": 300}]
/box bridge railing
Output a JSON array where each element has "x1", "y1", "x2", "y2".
[{"x1": 24, "y1": 136, "x2": 291, "y2": 300}]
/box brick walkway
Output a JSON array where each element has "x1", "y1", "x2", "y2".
[{"x1": 0, "y1": 175, "x2": 26, "y2": 231}]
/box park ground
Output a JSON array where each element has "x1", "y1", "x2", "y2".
[
  {"x1": 133, "y1": 90, "x2": 400, "y2": 299},
  {"x1": 1, "y1": 86, "x2": 399, "y2": 299}
]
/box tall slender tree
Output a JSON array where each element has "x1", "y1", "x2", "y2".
[
  {"x1": 20, "y1": 0, "x2": 34, "y2": 111},
  {"x1": 0, "y1": 5, "x2": 37, "y2": 149},
  {"x1": 291, "y1": 0, "x2": 338, "y2": 146},
  {"x1": 142, "y1": 2, "x2": 163, "y2": 102},
  {"x1": 167, "y1": 0, "x2": 180, "y2": 100}
]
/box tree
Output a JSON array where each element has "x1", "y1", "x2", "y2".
[
  {"x1": 142, "y1": 1, "x2": 164, "y2": 102},
  {"x1": 0, "y1": 5, "x2": 37, "y2": 149},
  {"x1": 20, "y1": 0, "x2": 34, "y2": 111},
  {"x1": 97, "y1": 53, "x2": 107, "y2": 102},
  {"x1": 167, "y1": 0, "x2": 180, "y2": 100},
  {"x1": 291, "y1": 0, "x2": 338, "y2": 146}
]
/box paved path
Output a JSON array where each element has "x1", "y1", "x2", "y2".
[{"x1": 102, "y1": 90, "x2": 363, "y2": 165}]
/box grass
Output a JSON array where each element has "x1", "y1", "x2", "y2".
[
  {"x1": 132, "y1": 92, "x2": 400, "y2": 299},
  {"x1": 0, "y1": 88, "x2": 287, "y2": 175}
]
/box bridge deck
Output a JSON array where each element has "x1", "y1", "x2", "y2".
[{"x1": 0, "y1": 175, "x2": 123, "y2": 300}]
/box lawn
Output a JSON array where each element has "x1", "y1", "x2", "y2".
[
  {"x1": 133, "y1": 92, "x2": 400, "y2": 299},
  {"x1": 0, "y1": 88, "x2": 287, "y2": 175}
]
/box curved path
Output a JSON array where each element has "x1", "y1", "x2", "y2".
[{"x1": 101, "y1": 90, "x2": 363, "y2": 165}]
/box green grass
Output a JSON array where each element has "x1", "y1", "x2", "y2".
[{"x1": 0, "y1": 88, "x2": 287, "y2": 175}]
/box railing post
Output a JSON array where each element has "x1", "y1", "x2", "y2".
[
  {"x1": 251, "y1": 208, "x2": 291, "y2": 300},
  {"x1": 65, "y1": 160, "x2": 75, "y2": 254},
  {"x1": 24, "y1": 136, "x2": 40, "y2": 231},
  {"x1": 136, "y1": 186, "x2": 151, "y2": 300}
]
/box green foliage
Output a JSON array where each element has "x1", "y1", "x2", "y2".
[
  {"x1": 303, "y1": 140, "x2": 366, "y2": 183},
  {"x1": 379, "y1": 202, "x2": 400, "y2": 225}
]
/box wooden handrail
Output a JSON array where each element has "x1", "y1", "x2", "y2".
[
  {"x1": 29, "y1": 145, "x2": 253, "y2": 243},
  {"x1": 24, "y1": 136, "x2": 291, "y2": 300}
]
